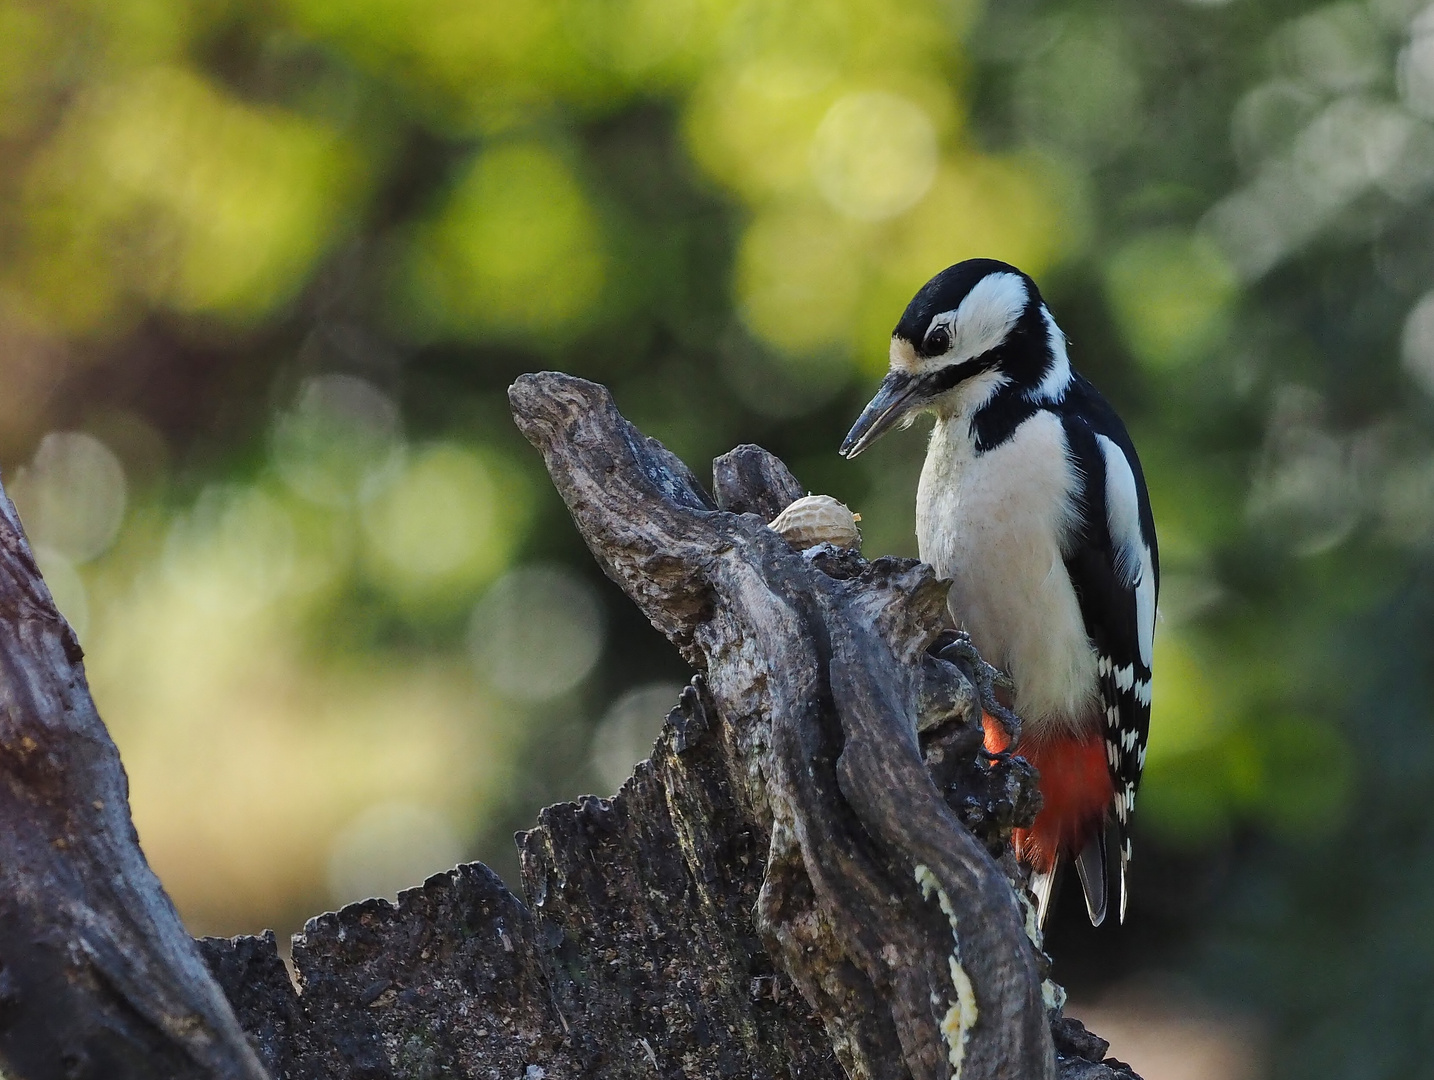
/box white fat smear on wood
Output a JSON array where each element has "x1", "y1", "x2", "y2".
[
  {"x1": 1015, "y1": 881, "x2": 1067, "y2": 1012},
  {"x1": 1042, "y1": 978, "x2": 1067, "y2": 1012},
  {"x1": 914, "y1": 864, "x2": 978, "y2": 1078},
  {"x1": 1016, "y1": 883, "x2": 1043, "y2": 950}
]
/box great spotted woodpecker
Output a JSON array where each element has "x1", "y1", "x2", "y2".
[{"x1": 840, "y1": 259, "x2": 1158, "y2": 927}]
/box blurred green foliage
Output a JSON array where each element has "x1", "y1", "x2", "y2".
[{"x1": 2, "y1": 0, "x2": 1434, "y2": 1073}]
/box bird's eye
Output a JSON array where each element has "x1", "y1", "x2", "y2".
[{"x1": 924, "y1": 326, "x2": 951, "y2": 355}]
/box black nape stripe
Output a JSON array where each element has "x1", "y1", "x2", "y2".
[{"x1": 943, "y1": 304, "x2": 1056, "y2": 453}]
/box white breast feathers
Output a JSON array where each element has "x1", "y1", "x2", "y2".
[{"x1": 917, "y1": 409, "x2": 1099, "y2": 732}]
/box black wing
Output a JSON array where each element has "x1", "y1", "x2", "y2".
[{"x1": 1059, "y1": 375, "x2": 1159, "y2": 924}]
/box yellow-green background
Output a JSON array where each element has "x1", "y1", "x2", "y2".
[{"x1": 2, "y1": 0, "x2": 1432, "y2": 1075}]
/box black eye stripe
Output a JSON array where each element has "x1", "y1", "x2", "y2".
[{"x1": 924, "y1": 357, "x2": 986, "y2": 394}]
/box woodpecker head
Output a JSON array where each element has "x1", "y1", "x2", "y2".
[{"x1": 839, "y1": 259, "x2": 1071, "y2": 458}]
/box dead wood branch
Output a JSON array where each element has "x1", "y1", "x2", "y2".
[
  {"x1": 0, "y1": 369, "x2": 1139, "y2": 1080},
  {"x1": 0, "y1": 487, "x2": 269, "y2": 1079},
  {"x1": 197, "y1": 372, "x2": 1138, "y2": 1080}
]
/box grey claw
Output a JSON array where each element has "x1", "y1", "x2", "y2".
[{"x1": 934, "y1": 631, "x2": 1023, "y2": 749}]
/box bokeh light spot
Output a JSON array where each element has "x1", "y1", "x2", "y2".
[
  {"x1": 16, "y1": 66, "x2": 360, "y2": 330},
  {"x1": 1400, "y1": 9, "x2": 1434, "y2": 118},
  {"x1": 12, "y1": 431, "x2": 128, "y2": 563},
  {"x1": 1401, "y1": 290, "x2": 1434, "y2": 397},
  {"x1": 1276, "y1": 3, "x2": 1383, "y2": 94},
  {"x1": 566, "y1": 0, "x2": 698, "y2": 80},
  {"x1": 590, "y1": 682, "x2": 683, "y2": 792},
  {"x1": 1231, "y1": 81, "x2": 1323, "y2": 171},
  {"x1": 1247, "y1": 387, "x2": 1364, "y2": 557},
  {"x1": 277, "y1": 0, "x2": 588, "y2": 127},
  {"x1": 1013, "y1": 16, "x2": 1141, "y2": 160},
  {"x1": 736, "y1": 202, "x2": 865, "y2": 355},
  {"x1": 1103, "y1": 230, "x2": 1238, "y2": 369},
  {"x1": 1208, "y1": 98, "x2": 1428, "y2": 279},
  {"x1": 162, "y1": 485, "x2": 301, "y2": 615},
  {"x1": 397, "y1": 143, "x2": 606, "y2": 339},
  {"x1": 327, "y1": 800, "x2": 464, "y2": 906},
  {"x1": 468, "y1": 566, "x2": 603, "y2": 702},
  {"x1": 362, "y1": 443, "x2": 531, "y2": 609},
  {"x1": 810, "y1": 91, "x2": 938, "y2": 221},
  {"x1": 684, "y1": 61, "x2": 840, "y2": 202},
  {"x1": 272, "y1": 374, "x2": 403, "y2": 508}
]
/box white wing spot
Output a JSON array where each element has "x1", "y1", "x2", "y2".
[
  {"x1": 1115, "y1": 664, "x2": 1135, "y2": 691},
  {"x1": 1096, "y1": 435, "x2": 1144, "y2": 589},
  {"x1": 1096, "y1": 434, "x2": 1158, "y2": 669},
  {"x1": 1135, "y1": 679, "x2": 1152, "y2": 706},
  {"x1": 1135, "y1": 547, "x2": 1156, "y2": 668}
]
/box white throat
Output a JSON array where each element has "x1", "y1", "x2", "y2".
[{"x1": 933, "y1": 367, "x2": 1010, "y2": 427}]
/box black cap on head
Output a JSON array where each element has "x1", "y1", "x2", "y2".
[{"x1": 893, "y1": 258, "x2": 1038, "y2": 354}]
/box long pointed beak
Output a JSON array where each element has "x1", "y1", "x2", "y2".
[{"x1": 840, "y1": 371, "x2": 924, "y2": 458}]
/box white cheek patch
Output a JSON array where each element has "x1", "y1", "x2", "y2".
[
  {"x1": 950, "y1": 272, "x2": 1027, "y2": 362},
  {"x1": 913, "y1": 272, "x2": 1029, "y2": 375}
]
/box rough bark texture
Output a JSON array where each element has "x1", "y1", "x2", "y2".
[
  {"x1": 199, "y1": 694, "x2": 1131, "y2": 1080},
  {"x1": 198, "y1": 372, "x2": 1140, "y2": 1080},
  {"x1": 0, "y1": 488, "x2": 269, "y2": 1078},
  {"x1": 0, "y1": 368, "x2": 1141, "y2": 1080}
]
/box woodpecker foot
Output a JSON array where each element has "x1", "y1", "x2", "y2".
[{"x1": 933, "y1": 631, "x2": 1023, "y2": 747}]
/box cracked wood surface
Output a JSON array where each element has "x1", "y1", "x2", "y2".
[
  {"x1": 508, "y1": 373, "x2": 1052, "y2": 1080},
  {"x1": 0, "y1": 366, "x2": 1141, "y2": 1080},
  {"x1": 198, "y1": 372, "x2": 1139, "y2": 1080}
]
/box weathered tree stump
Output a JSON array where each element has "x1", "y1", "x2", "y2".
[
  {"x1": 0, "y1": 370, "x2": 1141, "y2": 1080},
  {"x1": 0, "y1": 485, "x2": 268, "y2": 1078}
]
